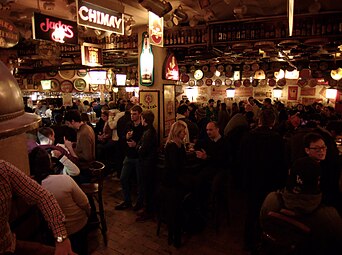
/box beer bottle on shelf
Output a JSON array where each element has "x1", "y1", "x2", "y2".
[
  {"x1": 180, "y1": 30, "x2": 185, "y2": 44},
  {"x1": 222, "y1": 25, "x2": 227, "y2": 41},
  {"x1": 326, "y1": 18, "x2": 332, "y2": 34},
  {"x1": 218, "y1": 25, "x2": 223, "y2": 41},
  {"x1": 260, "y1": 23, "x2": 265, "y2": 39},
  {"x1": 240, "y1": 24, "x2": 246, "y2": 40},
  {"x1": 165, "y1": 32, "x2": 169, "y2": 45},
  {"x1": 227, "y1": 25, "x2": 232, "y2": 40},
  {"x1": 321, "y1": 19, "x2": 327, "y2": 35},
  {"x1": 177, "y1": 30, "x2": 181, "y2": 45},
  {"x1": 301, "y1": 19, "x2": 307, "y2": 36},
  {"x1": 201, "y1": 28, "x2": 206, "y2": 43},
  {"x1": 236, "y1": 24, "x2": 241, "y2": 40},
  {"x1": 191, "y1": 29, "x2": 195, "y2": 44},
  {"x1": 250, "y1": 24, "x2": 255, "y2": 39}
]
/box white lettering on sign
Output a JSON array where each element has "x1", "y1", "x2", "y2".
[
  {"x1": 78, "y1": 6, "x2": 122, "y2": 29},
  {"x1": 40, "y1": 18, "x2": 74, "y2": 39}
]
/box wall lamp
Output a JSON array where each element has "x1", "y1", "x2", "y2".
[{"x1": 138, "y1": 0, "x2": 172, "y2": 18}]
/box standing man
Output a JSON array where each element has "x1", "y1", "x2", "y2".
[{"x1": 115, "y1": 105, "x2": 144, "y2": 211}]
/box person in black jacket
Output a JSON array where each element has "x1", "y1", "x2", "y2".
[
  {"x1": 135, "y1": 110, "x2": 158, "y2": 221},
  {"x1": 115, "y1": 105, "x2": 144, "y2": 211},
  {"x1": 239, "y1": 108, "x2": 287, "y2": 251}
]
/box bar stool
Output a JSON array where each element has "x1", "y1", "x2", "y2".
[{"x1": 80, "y1": 161, "x2": 107, "y2": 246}]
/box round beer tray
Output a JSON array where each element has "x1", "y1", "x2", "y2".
[
  {"x1": 73, "y1": 78, "x2": 87, "y2": 92},
  {"x1": 225, "y1": 65, "x2": 233, "y2": 72},
  {"x1": 251, "y1": 63, "x2": 260, "y2": 71},
  {"x1": 233, "y1": 80, "x2": 241, "y2": 87},
  {"x1": 205, "y1": 78, "x2": 213, "y2": 86},
  {"x1": 243, "y1": 79, "x2": 251, "y2": 87},
  {"x1": 217, "y1": 65, "x2": 224, "y2": 73},
  {"x1": 77, "y1": 69, "x2": 88, "y2": 77},
  {"x1": 225, "y1": 79, "x2": 232, "y2": 86},
  {"x1": 268, "y1": 78, "x2": 276, "y2": 87},
  {"x1": 215, "y1": 79, "x2": 222, "y2": 86},
  {"x1": 277, "y1": 78, "x2": 286, "y2": 87},
  {"x1": 252, "y1": 79, "x2": 259, "y2": 87},
  {"x1": 60, "y1": 80, "x2": 73, "y2": 93},
  {"x1": 50, "y1": 79, "x2": 60, "y2": 92},
  {"x1": 196, "y1": 80, "x2": 203, "y2": 86}
]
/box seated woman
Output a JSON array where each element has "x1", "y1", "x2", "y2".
[
  {"x1": 37, "y1": 127, "x2": 80, "y2": 176},
  {"x1": 29, "y1": 147, "x2": 90, "y2": 255}
]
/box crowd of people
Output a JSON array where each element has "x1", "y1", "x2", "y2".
[{"x1": 2, "y1": 95, "x2": 342, "y2": 254}]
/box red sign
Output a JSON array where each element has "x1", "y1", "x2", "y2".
[
  {"x1": 163, "y1": 53, "x2": 179, "y2": 81},
  {"x1": 32, "y1": 12, "x2": 78, "y2": 44}
]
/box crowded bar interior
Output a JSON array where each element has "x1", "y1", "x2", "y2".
[{"x1": 1, "y1": 0, "x2": 342, "y2": 254}]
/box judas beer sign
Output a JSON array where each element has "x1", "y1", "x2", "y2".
[
  {"x1": 32, "y1": 13, "x2": 78, "y2": 44},
  {"x1": 76, "y1": 0, "x2": 124, "y2": 34}
]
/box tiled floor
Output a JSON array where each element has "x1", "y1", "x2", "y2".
[{"x1": 88, "y1": 175, "x2": 249, "y2": 255}]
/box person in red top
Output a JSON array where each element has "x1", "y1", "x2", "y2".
[{"x1": 0, "y1": 160, "x2": 75, "y2": 255}]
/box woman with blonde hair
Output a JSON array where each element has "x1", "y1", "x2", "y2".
[{"x1": 161, "y1": 120, "x2": 190, "y2": 247}]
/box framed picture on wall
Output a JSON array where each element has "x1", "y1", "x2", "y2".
[
  {"x1": 139, "y1": 90, "x2": 160, "y2": 141},
  {"x1": 163, "y1": 84, "x2": 176, "y2": 137},
  {"x1": 288, "y1": 86, "x2": 298, "y2": 101}
]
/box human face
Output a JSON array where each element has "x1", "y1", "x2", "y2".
[
  {"x1": 305, "y1": 139, "x2": 327, "y2": 162},
  {"x1": 101, "y1": 113, "x2": 108, "y2": 122},
  {"x1": 206, "y1": 122, "x2": 220, "y2": 139},
  {"x1": 289, "y1": 114, "x2": 301, "y2": 128},
  {"x1": 65, "y1": 120, "x2": 76, "y2": 129},
  {"x1": 130, "y1": 110, "x2": 140, "y2": 122}
]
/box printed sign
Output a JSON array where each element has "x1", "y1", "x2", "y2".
[
  {"x1": 81, "y1": 43, "x2": 103, "y2": 67},
  {"x1": 0, "y1": 18, "x2": 19, "y2": 48},
  {"x1": 32, "y1": 12, "x2": 78, "y2": 44},
  {"x1": 163, "y1": 53, "x2": 179, "y2": 80},
  {"x1": 148, "y1": 12, "x2": 163, "y2": 47},
  {"x1": 76, "y1": 0, "x2": 124, "y2": 34}
]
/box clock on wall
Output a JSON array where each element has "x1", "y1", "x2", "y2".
[{"x1": 194, "y1": 69, "x2": 203, "y2": 80}]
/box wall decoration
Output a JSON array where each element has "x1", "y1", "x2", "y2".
[
  {"x1": 73, "y1": 78, "x2": 87, "y2": 91},
  {"x1": 288, "y1": 86, "x2": 298, "y2": 100},
  {"x1": 139, "y1": 32, "x2": 154, "y2": 86},
  {"x1": 163, "y1": 85, "x2": 175, "y2": 137},
  {"x1": 300, "y1": 87, "x2": 316, "y2": 96},
  {"x1": 139, "y1": 90, "x2": 160, "y2": 139},
  {"x1": 60, "y1": 80, "x2": 73, "y2": 93}
]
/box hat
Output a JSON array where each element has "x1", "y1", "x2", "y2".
[
  {"x1": 195, "y1": 108, "x2": 206, "y2": 119},
  {"x1": 286, "y1": 157, "x2": 321, "y2": 195},
  {"x1": 0, "y1": 61, "x2": 40, "y2": 139}
]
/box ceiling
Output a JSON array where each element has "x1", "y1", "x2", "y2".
[
  {"x1": 2, "y1": 0, "x2": 342, "y2": 68},
  {"x1": 2, "y1": 0, "x2": 342, "y2": 31}
]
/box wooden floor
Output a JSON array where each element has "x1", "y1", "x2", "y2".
[{"x1": 87, "y1": 175, "x2": 250, "y2": 255}]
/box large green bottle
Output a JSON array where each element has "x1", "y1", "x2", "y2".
[{"x1": 139, "y1": 32, "x2": 154, "y2": 86}]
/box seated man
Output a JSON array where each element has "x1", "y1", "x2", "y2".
[
  {"x1": 0, "y1": 160, "x2": 75, "y2": 255},
  {"x1": 260, "y1": 156, "x2": 342, "y2": 254}
]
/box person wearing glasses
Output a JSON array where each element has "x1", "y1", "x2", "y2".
[{"x1": 303, "y1": 132, "x2": 327, "y2": 163}]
